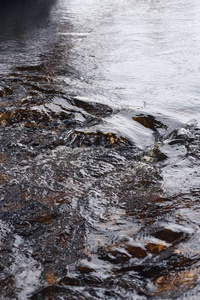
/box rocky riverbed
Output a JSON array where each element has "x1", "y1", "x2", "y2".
[{"x1": 0, "y1": 0, "x2": 200, "y2": 299}]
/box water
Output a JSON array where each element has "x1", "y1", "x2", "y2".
[{"x1": 0, "y1": 0, "x2": 200, "y2": 299}]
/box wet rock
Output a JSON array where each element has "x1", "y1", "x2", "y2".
[
  {"x1": 0, "y1": 108, "x2": 76, "y2": 128},
  {"x1": 154, "y1": 268, "x2": 199, "y2": 297},
  {"x1": 153, "y1": 228, "x2": 185, "y2": 243},
  {"x1": 118, "y1": 264, "x2": 164, "y2": 279},
  {"x1": 0, "y1": 86, "x2": 13, "y2": 97},
  {"x1": 59, "y1": 274, "x2": 102, "y2": 287},
  {"x1": 145, "y1": 242, "x2": 166, "y2": 254},
  {"x1": 0, "y1": 174, "x2": 9, "y2": 184},
  {"x1": 20, "y1": 77, "x2": 63, "y2": 95},
  {"x1": 66, "y1": 130, "x2": 132, "y2": 148},
  {"x1": 0, "y1": 275, "x2": 16, "y2": 300},
  {"x1": 0, "y1": 264, "x2": 4, "y2": 272},
  {"x1": 0, "y1": 109, "x2": 48, "y2": 127},
  {"x1": 45, "y1": 272, "x2": 57, "y2": 284},
  {"x1": 0, "y1": 153, "x2": 8, "y2": 164},
  {"x1": 31, "y1": 284, "x2": 96, "y2": 300},
  {"x1": 142, "y1": 142, "x2": 167, "y2": 163},
  {"x1": 16, "y1": 65, "x2": 44, "y2": 72},
  {"x1": 0, "y1": 201, "x2": 56, "y2": 237},
  {"x1": 77, "y1": 265, "x2": 95, "y2": 274},
  {"x1": 125, "y1": 243, "x2": 147, "y2": 258},
  {"x1": 97, "y1": 241, "x2": 147, "y2": 264},
  {"x1": 59, "y1": 276, "x2": 80, "y2": 286},
  {"x1": 67, "y1": 97, "x2": 113, "y2": 118},
  {"x1": 109, "y1": 248, "x2": 131, "y2": 263},
  {"x1": 133, "y1": 115, "x2": 166, "y2": 132},
  {"x1": 0, "y1": 112, "x2": 9, "y2": 126},
  {"x1": 30, "y1": 286, "x2": 78, "y2": 300},
  {"x1": 97, "y1": 245, "x2": 131, "y2": 264},
  {"x1": 0, "y1": 86, "x2": 6, "y2": 97},
  {"x1": 166, "y1": 127, "x2": 193, "y2": 146}
]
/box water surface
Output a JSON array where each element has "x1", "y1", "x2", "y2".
[{"x1": 0, "y1": 0, "x2": 200, "y2": 299}]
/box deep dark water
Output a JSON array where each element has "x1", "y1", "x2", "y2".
[{"x1": 0, "y1": 0, "x2": 200, "y2": 299}]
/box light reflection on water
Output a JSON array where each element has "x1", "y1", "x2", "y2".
[
  {"x1": 0, "y1": 0, "x2": 200, "y2": 299},
  {"x1": 55, "y1": 0, "x2": 200, "y2": 120}
]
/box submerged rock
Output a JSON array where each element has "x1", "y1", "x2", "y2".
[
  {"x1": 67, "y1": 97, "x2": 113, "y2": 118},
  {"x1": 0, "y1": 85, "x2": 13, "y2": 97},
  {"x1": 133, "y1": 114, "x2": 167, "y2": 132},
  {"x1": 65, "y1": 130, "x2": 132, "y2": 148},
  {"x1": 0, "y1": 108, "x2": 76, "y2": 128},
  {"x1": 154, "y1": 268, "x2": 199, "y2": 297},
  {"x1": 145, "y1": 242, "x2": 166, "y2": 254},
  {"x1": 0, "y1": 86, "x2": 6, "y2": 97}
]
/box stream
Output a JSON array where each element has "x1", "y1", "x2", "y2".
[{"x1": 0, "y1": 0, "x2": 200, "y2": 299}]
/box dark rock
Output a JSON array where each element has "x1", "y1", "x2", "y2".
[
  {"x1": 0, "y1": 87, "x2": 6, "y2": 97},
  {"x1": 153, "y1": 228, "x2": 185, "y2": 243},
  {"x1": 133, "y1": 114, "x2": 166, "y2": 131}
]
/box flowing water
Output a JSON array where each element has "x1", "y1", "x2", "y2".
[{"x1": 0, "y1": 0, "x2": 200, "y2": 299}]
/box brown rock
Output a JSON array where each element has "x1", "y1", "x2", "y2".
[
  {"x1": 155, "y1": 269, "x2": 199, "y2": 296},
  {"x1": 68, "y1": 131, "x2": 132, "y2": 148},
  {"x1": 77, "y1": 265, "x2": 94, "y2": 273},
  {"x1": 45, "y1": 272, "x2": 57, "y2": 284},
  {"x1": 146, "y1": 242, "x2": 166, "y2": 254},
  {"x1": 0, "y1": 174, "x2": 9, "y2": 184},
  {"x1": 125, "y1": 243, "x2": 147, "y2": 258},
  {"x1": 132, "y1": 114, "x2": 166, "y2": 131},
  {"x1": 0, "y1": 112, "x2": 9, "y2": 126}
]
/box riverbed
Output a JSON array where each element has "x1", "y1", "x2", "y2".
[{"x1": 0, "y1": 0, "x2": 200, "y2": 299}]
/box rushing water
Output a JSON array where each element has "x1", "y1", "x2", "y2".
[{"x1": 0, "y1": 0, "x2": 200, "y2": 299}]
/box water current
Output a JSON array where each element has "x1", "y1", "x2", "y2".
[{"x1": 0, "y1": 0, "x2": 200, "y2": 299}]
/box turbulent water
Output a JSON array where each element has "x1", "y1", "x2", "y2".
[{"x1": 0, "y1": 0, "x2": 200, "y2": 299}]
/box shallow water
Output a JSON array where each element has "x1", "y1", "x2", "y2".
[{"x1": 0, "y1": 0, "x2": 200, "y2": 299}]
